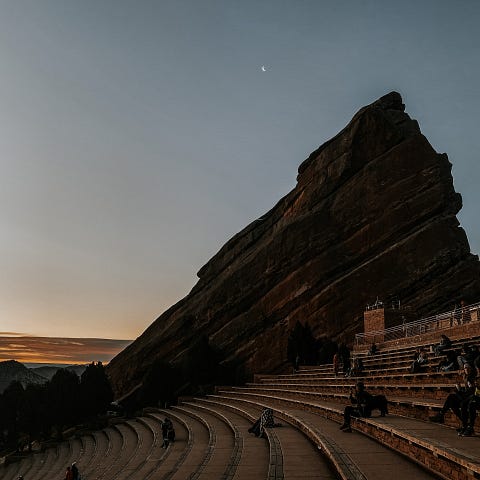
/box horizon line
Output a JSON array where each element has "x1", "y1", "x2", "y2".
[{"x1": 0, "y1": 335, "x2": 132, "y2": 365}]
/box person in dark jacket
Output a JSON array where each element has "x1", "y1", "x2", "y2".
[
  {"x1": 459, "y1": 378, "x2": 480, "y2": 436},
  {"x1": 437, "y1": 349, "x2": 457, "y2": 372},
  {"x1": 459, "y1": 395, "x2": 480, "y2": 436},
  {"x1": 433, "y1": 334, "x2": 452, "y2": 356},
  {"x1": 161, "y1": 417, "x2": 175, "y2": 448},
  {"x1": 71, "y1": 462, "x2": 79, "y2": 480},
  {"x1": 368, "y1": 343, "x2": 377, "y2": 355},
  {"x1": 339, "y1": 344, "x2": 351, "y2": 375},
  {"x1": 411, "y1": 348, "x2": 428, "y2": 373},
  {"x1": 457, "y1": 343, "x2": 476, "y2": 370},
  {"x1": 340, "y1": 382, "x2": 373, "y2": 432},
  {"x1": 429, "y1": 363, "x2": 477, "y2": 426}
]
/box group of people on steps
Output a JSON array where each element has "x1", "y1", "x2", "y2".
[
  {"x1": 15, "y1": 331, "x2": 480, "y2": 480},
  {"x1": 337, "y1": 334, "x2": 480, "y2": 436},
  {"x1": 429, "y1": 363, "x2": 479, "y2": 435}
]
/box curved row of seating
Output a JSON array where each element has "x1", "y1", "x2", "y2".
[
  {"x1": 2, "y1": 329, "x2": 480, "y2": 479},
  {"x1": 178, "y1": 396, "x2": 339, "y2": 479},
  {"x1": 0, "y1": 415, "x2": 165, "y2": 480},
  {"x1": 0, "y1": 399, "x2": 339, "y2": 479},
  {"x1": 207, "y1": 334, "x2": 480, "y2": 479}
]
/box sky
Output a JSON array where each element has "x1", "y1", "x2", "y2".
[
  {"x1": 0, "y1": 333, "x2": 131, "y2": 365},
  {"x1": 0, "y1": 0, "x2": 479, "y2": 351}
]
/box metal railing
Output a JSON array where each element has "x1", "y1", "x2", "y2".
[{"x1": 355, "y1": 301, "x2": 480, "y2": 346}]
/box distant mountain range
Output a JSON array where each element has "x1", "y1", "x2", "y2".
[
  {"x1": 31, "y1": 364, "x2": 86, "y2": 380},
  {"x1": 0, "y1": 360, "x2": 87, "y2": 393}
]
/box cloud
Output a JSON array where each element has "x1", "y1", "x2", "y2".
[
  {"x1": 0, "y1": 335, "x2": 132, "y2": 364},
  {"x1": 0, "y1": 332, "x2": 29, "y2": 337}
]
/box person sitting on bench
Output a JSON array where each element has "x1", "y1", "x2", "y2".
[
  {"x1": 429, "y1": 363, "x2": 477, "y2": 426},
  {"x1": 433, "y1": 334, "x2": 452, "y2": 356},
  {"x1": 340, "y1": 382, "x2": 374, "y2": 433}
]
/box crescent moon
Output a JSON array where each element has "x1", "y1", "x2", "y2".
[{"x1": 261, "y1": 66, "x2": 266, "y2": 72}]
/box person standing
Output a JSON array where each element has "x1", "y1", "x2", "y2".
[
  {"x1": 339, "y1": 344, "x2": 351, "y2": 375},
  {"x1": 333, "y1": 352, "x2": 340, "y2": 377},
  {"x1": 162, "y1": 417, "x2": 174, "y2": 448},
  {"x1": 65, "y1": 466, "x2": 74, "y2": 480},
  {"x1": 293, "y1": 354, "x2": 300, "y2": 373},
  {"x1": 71, "y1": 462, "x2": 79, "y2": 480}
]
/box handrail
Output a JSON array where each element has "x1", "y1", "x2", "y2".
[{"x1": 355, "y1": 301, "x2": 480, "y2": 346}]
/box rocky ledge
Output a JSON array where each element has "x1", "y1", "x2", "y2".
[{"x1": 108, "y1": 92, "x2": 480, "y2": 397}]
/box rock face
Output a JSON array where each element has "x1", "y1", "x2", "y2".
[{"x1": 108, "y1": 92, "x2": 480, "y2": 397}]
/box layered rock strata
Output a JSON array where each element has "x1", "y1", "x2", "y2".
[{"x1": 108, "y1": 92, "x2": 480, "y2": 397}]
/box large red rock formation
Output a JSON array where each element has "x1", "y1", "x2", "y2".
[{"x1": 108, "y1": 92, "x2": 480, "y2": 397}]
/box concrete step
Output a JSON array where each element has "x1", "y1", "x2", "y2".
[
  {"x1": 244, "y1": 382, "x2": 454, "y2": 401},
  {"x1": 143, "y1": 411, "x2": 189, "y2": 479},
  {"x1": 128, "y1": 416, "x2": 168, "y2": 480},
  {"x1": 6, "y1": 450, "x2": 35, "y2": 480},
  {"x1": 146, "y1": 408, "x2": 206, "y2": 479},
  {"x1": 184, "y1": 399, "x2": 338, "y2": 480},
  {"x1": 173, "y1": 404, "x2": 237, "y2": 479},
  {"x1": 86, "y1": 426, "x2": 123, "y2": 480},
  {"x1": 26, "y1": 443, "x2": 56, "y2": 480},
  {"x1": 191, "y1": 395, "x2": 437, "y2": 480},
  {"x1": 114, "y1": 419, "x2": 155, "y2": 480},
  {"x1": 179, "y1": 400, "x2": 270, "y2": 480},
  {"x1": 75, "y1": 433, "x2": 96, "y2": 478},
  {"x1": 256, "y1": 368, "x2": 460, "y2": 386},
  {"x1": 36, "y1": 442, "x2": 70, "y2": 480},
  {"x1": 212, "y1": 387, "x2": 480, "y2": 479}
]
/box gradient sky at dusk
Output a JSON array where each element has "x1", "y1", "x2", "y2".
[{"x1": 1, "y1": 1, "x2": 479, "y2": 346}]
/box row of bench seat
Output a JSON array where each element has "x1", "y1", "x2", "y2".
[
  {"x1": 0, "y1": 416, "x2": 166, "y2": 480},
  {"x1": 193, "y1": 330, "x2": 480, "y2": 479},
  {"x1": 3, "y1": 329, "x2": 480, "y2": 479}
]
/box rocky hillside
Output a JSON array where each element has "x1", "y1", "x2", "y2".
[
  {"x1": 108, "y1": 92, "x2": 480, "y2": 397},
  {"x1": 0, "y1": 360, "x2": 47, "y2": 393}
]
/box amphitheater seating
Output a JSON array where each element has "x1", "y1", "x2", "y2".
[
  {"x1": 3, "y1": 329, "x2": 480, "y2": 479},
  {"x1": 0, "y1": 416, "x2": 166, "y2": 480}
]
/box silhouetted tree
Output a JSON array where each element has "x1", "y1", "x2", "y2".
[
  {"x1": 139, "y1": 360, "x2": 179, "y2": 407},
  {"x1": 19, "y1": 383, "x2": 49, "y2": 442},
  {"x1": 317, "y1": 338, "x2": 338, "y2": 364},
  {"x1": 302, "y1": 322, "x2": 317, "y2": 364},
  {"x1": 0, "y1": 363, "x2": 116, "y2": 453},
  {"x1": 0, "y1": 381, "x2": 24, "y2": 447},
  {"x1": 80, "y1": 362, "x2": 113, "y2": 417},
  {"x1": 183, "y1": 335, "x2": 219, "y2": 387},
  {"x1": 287, "y1": 321, "x2": 317, "y2": 366},
  {"x1": 48, "y1": 368, "x2": 81, "y2": 429}
]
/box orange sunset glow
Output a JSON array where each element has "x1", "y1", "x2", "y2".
[{"x1": 0, "y1": 334, "x2": 132, "y2": 365}]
